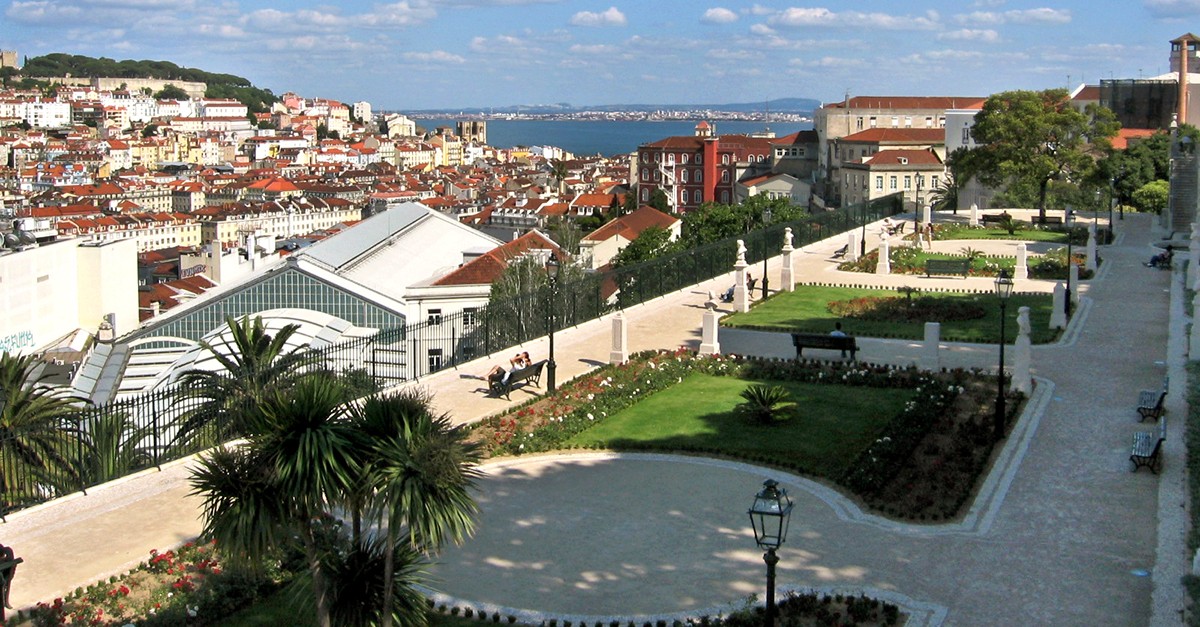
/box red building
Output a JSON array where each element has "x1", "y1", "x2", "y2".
[{"x1": 634, "y1": 122, "x2": 773, "y2": 213}]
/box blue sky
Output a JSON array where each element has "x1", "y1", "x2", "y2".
[{"x1": 3, "y1": 0, "x2": 1199, "y2": 111}]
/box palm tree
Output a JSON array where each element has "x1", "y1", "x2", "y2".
[
  {"x1": 190, "y1": 375, "x2": 363, "y2": 627},
  {"x1": 324, "y1": 534, "x2": 429, "y2": 627},
  {"x1": 174, "y1": 315, "x2": 310, "y2": 446},
  {"x1": 357, "y1": 389, "x2": 481, "y2": 627},
  {"x1": 0, "y1": 352, "x2": 86, "y2": 508},
  {"x1": 75, "y1": 409, "x2": 155, "y2": 485}
]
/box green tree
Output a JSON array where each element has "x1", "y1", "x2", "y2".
[
  {"x1": 0, "y1": 353, "x2": 86, "y2": 506},
  {"x1": 1132, "y1": 179, "x2": 1169, "y2": 214},
  {"x1": 75, "y1": 410, "x2": 154, "y2": 485},
  {"x1": 621, "y1": 187, "x2": 639, "y2": 216},
  {"x1": 141, "y1": 123, "x2": 159, "y2": 138},
  {"x1": 959, "y1": 89, "x2": 1119, "y2": 220},
  {"x1": 611, "y1": 225, "x2": 679, "y2": 268},
  {"x1": 154, "y1": 84, "x2": 189, "y2": 100},
  {"x1": 647, "y1": 188, "x2": 670, "y2": 213},
  {"x1": 190, "y1": 375, "x2": 363, "y2": 627},
  {"x1": 174, "y1": 315, "x2": 311, "y2": 445},
  {"x1": 549, "y1": 159, "x2": 569, "y2": 195}
]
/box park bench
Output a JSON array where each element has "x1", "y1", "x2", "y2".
[
  {"x1": 980, "y1": 213, "x2": 1010, "y2": 224},
  {"x1": 1137, "y1": 377, "x2": 1168, "y2": 422},
  {"x1": 1031, "y1": 215, "x2": 1064, "y2": 225},
  {"x1": 1130, "y1": 416, "x2": 1166, "y2": 473},
  {"x1": 791, "y1": 332, "x2": 858, "y2": 360},
  {"x1": 924, "y1": 258, "x2": 971, "y2": 278},
  {"x1": 489, "y1": 360, "x2": 547, "y2": 400},
  {"x1": 832, "y1": 244, "x2": 848, "y2": 259},
  {"x1": 886, "y1": 222, "x2": 907, "y2": 236},
  {"x1": 0, "y1": 543, "x2": 22, "y2": 622}
]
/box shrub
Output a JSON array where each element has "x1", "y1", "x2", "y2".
[{"x1": 736, "y1": 384, "x2": 794, "y2": 424}]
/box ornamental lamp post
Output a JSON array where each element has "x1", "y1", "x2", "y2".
[
  {"x1": 748, "y1": 479, "x2": 793, "y2": 627},
  {"x1": 545, "y1": 252, "x2": 559, "y2": 393},
  {"x1": 761, "y1": 207, "x2": 772, "y2": 299},
  {"x1": 994, "y1": 269, "x2": 1014, "y2": 442}
]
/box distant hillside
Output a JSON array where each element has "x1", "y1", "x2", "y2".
[
  {"x1": 409, "y1": 98, "x2": 820, "y2": 117},
  {"x1": 14, "y1": 53, "x2": 277, "y2": 113}
]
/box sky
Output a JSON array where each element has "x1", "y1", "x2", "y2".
[{"x1": 3, "y1": 0, "x2": 1200, "y2": 111}]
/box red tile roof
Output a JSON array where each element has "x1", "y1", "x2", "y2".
[
  {"x1": 825, "y1": 96, "x2": 986, "y2": 110},
  {"x1": 582, "y1": 205, "x2": 678, "y2": 243},
  {"x1": 434, "y1": 231, "x2": 567, "y2": 286},
  {"x1": 840, "y1": 128, "x2": 945, "y2": 143}
]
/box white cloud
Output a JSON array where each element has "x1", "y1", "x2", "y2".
[
  {"x1": 569, "y1": 43, "x2": 618, "y2": 54},
  {"x1": 570, "y1": 6, "x2": 626, "y2": 27},
  {"x1": 701, "y1": 8, "x2": 738, "y2": 24},
  {"x1": 403, "y1": 50, "x2": 466, "y2": 63},
  {"x1": 750, "y1": 23, "x2": 776, "y2": 35},
  {"x1": 747, "y1": 4, "x2": 775, "y2": 16},
  {"x1": 770, "y1": 8, "x2": 940, "y2": 30},
  {"x1": 957, "y1": 8, "x2": 1071, "y2": 25},
  {"x1": 789, "y1": 56, "x2": 866, "y2": 68},
  {"x1": 939, "y1": 28, "x2": 1000, "y2": 43},
  {"x1": 6, "y1": 1, "x2": 85, "y2": 23},
  {"x1": 1145, "y1": 0, "x2": 1200, "y2": 17}
]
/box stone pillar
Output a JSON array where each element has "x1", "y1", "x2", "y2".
[
  {"x1": 699, "y1": 307, "x2": 721, "y2": 356},
  {"x1": 1011, "y1": 306, "x2": 1033, "y2": 394},
  {"x1": 919, "y1": 322, "x2": 941, "y2": 372},
  {"x1": 734, "y1": 239, "x2": 750, "y2": 313},
  {"x1": 609, "y1": 311, "x2": 628, "y2": 364},
  {"x1": 1069, "y1": 263, "x2": 1081, "y2": 304},
  {"x1": 921, "y1": 203, "x2": 932, "y2": 226},
  {"x1": 781, "y1": 227, "x2": 796, "y2": 292},
  {"x1": 1189, "y1": 222, "x2": 1200, "y2": 287},
  {"x1": 1191, "y1": 291, "x2": 1200, "y2": 360},
  {"x1": 876, "y1": 239, "x2": 891, "y2": 275},
  {"x1": 969, "y1": 203, "x2": 980, "y2": 227},
  {"x1": 1015, "y1": 243, "x2": 1028, "y2": 280},
  {"x1": 1050, "y1": 283, "x2": 1067, "y2": 329},
  {"x1": 847, "y1": 231, "x2": 860, "y2": 262},
  {"x1": 1085, "y1": 223, "x2": 1097, "y2": 273}
]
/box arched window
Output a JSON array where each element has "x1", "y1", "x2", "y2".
[
  {"x1": 722, "y1": 171, "x2": 729, "y2": 183},
  {"x1": 679, "y1": 189, "x2": 686, "y2": 203},
  {"x1": 722, "y1": 154, "x2": 729, "y2": 165},
  {"x1": 681, "y1": 154, "x2": 689, "y2": 164},
  {"x1": 721, "y1": 191, "x2": 729, "y2": 203},
  {"x1": 668, "y1": 153, "x2": 675, "y2": 165},
  {"x1": 681, "y1": 169, "x2": 689, "y2": 183},
  {"x1": 696, "y1": 154, "x2": 702, "y2": 164},
  {"x1": 641, "y1": 188, "x2": 648, "y2": 201},
  {"x1": 695, "y1": 190, "x2": 703, "y2": 203},
  {"x1": 696, "y1": 169, "x2": 702, "y2": 182}
]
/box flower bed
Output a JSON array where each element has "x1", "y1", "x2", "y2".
[{"x1": 827, "y1": 295, "x2": 987, "y2": 322}]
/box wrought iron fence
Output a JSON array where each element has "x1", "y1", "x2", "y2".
[{"x1": 0, "y1": 194, "x2": 901, "y2": 515}]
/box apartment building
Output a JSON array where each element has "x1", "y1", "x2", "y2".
[{"x1": 633, "y1": 122, "x2": 773, "y2": 212}]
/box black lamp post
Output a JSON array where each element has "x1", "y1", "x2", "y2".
[
  {"x1": 545, "y1": 253, "x2": 559, "y2": 393},
  {"x1": 859, "y1": 202, "x2": 868, "y2": 257},
  {"x1": 994, "y1": 269, "x2": 1014, "y2": 442},
  {"x1": 1064, "y1": 208, "x2": 1073, "y2": 317},
  {"x1": 748, "y1": 479, "x2": 794, "y2": 627},
  {"x1": 761, "y1": 207, "x2": 772, "y2": 299}
]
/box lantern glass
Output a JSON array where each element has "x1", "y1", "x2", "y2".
[
  {"x1": 994, "y1": 269, "x2": 1014, "y2": 301},
  {"x1": 748, "y1": 479, "x2": 793, "y2": 550},
  {"x1": 545, "y1": 252, "x2": 559, "y2": 279}
]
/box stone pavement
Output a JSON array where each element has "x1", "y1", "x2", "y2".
[{"x1": 1, "y1": 212, "x2": 1181, "y2": 627}]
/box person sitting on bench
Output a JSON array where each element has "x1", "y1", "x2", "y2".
[
  {"x1": 830, "y1": 322, "x2": 849, "y2": 357},
  {"x1": 488, "y1": 352, "x2": 534, "y2": 386},
  {"x1": 1147, "y1": 247, "x2": 1173, "y2": 268}
]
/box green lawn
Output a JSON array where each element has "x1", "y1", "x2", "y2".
[
  {"x1": 722, "y1": 285, "x2": 1059, "y2": 343},
  {"x1": 564, "y1": 373, "x2": 910, "y2": 478},
  {"x1": 933, "y1": 224, "x2": 1074, "y2": 243}
]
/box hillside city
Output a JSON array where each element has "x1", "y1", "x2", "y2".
[{"x1": 0, "y1": 31, "x2": 1198, "y2": 625}]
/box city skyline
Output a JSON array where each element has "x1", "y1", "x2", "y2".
[{"x1": 2, "y1": 0, "x2": 1199, "y2": 110}]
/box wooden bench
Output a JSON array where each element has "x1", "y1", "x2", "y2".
[
  {"x1": 980, "y1": 213, "x2": 1010, "y2": 224},
  {"x1": 791, "y1": 332, "x2": 858, "y2": 360},
  {"x1": 832, "y1": 244, "x2": 848, "y2": 259},
  {"x1": 489, "y1": 360, "x2": 547, "y2": 400},
  {"x1": 1031, "y1": 215, "x2": 1064, "y2": 225},
  {"x1": 886, "y1": 222, "x2": 907, "y2": 236},
  {"x1": 1130, "y1": 416, "x2": 1166, "y2": 473},
  {"x1": 0, "y1": 543, "x2": 22, "y2": 622},
  {"x1": 924, "y1": 258, "x2": 971, "y2": 278},
  {"x1": 1137, "y1": 377, "x2": 1168, "y2": 422}
]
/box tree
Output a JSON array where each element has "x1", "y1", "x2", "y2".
[
  {"x1": 354, "y1": 389, "x2": 480, "y2": 627},
  {"x1": 611, "y1": 226, "x2": 678, "y2": 268},
  {"x1": 621, "y1": 187, "x2": 639, "y2": 216},
  {"x1": 1132, "y1": 179, "x2": 1169, "y2": 214},
  {"x1": 190, "y1": 375, "x2": 363, "y2": 627},
  {"x1": 141, "y1": 123, "x2": 159, "y2": 138},
  {"x1": 647, "y1": 188, "x2": 670, "y2": 213},
  {"x1": 173, "y1": 315, "x2": 311, "y2": 445},
  {"x1": 0, "y1": 352, "x2": 86, "y2": 506},
  {"x1": 549, "y1": 159, "x2": 569, "y2": 195},
  {"x1": 959, "y1": 89, "x2": 1119, "y2": 219},
  {"x1": 154, "y1": 84, "x2": 189, "y2": 100}
]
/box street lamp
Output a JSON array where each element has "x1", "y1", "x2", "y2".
[
  {"x1": 545, "y1": 252, "x2": 559, "y2": 393},
  {"x1": 860, "y1": 202, "x2": 868, "y2": 258},
  {"x1": 761, "y1": 207, "x2": 772, "y2": 299},
  {"x1": 1064, "y1": 208, "x2": 1074, "y2": 317},
  {"x1": 748, "y1": 479, "x2": 793, "y2": 627},
  {"x1": 994, "y1": 269, "x2": 1014, "y2": 442}
]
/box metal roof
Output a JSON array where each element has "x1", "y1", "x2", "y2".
[{"x1": 299, "y1": 202, "x2": 429, "y2": 271}]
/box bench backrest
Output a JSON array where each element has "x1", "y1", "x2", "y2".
[
  {"x1": 792, "y1": 333, "x2": 856, "y2": 349},
  {"x1": 926, "y1": 259, "x2": 970, "y2": 272},
  {"x1": 510, "y1": 360, "x2": 546, "y2": 382}
]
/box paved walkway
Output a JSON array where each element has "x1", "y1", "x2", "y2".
[{"x1": 1, "y1": 212, "x2": 1181, "y2": 627}]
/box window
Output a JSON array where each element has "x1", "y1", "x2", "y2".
[
  {"x1": 904, "y1": 116, "x2": 912, "y2": 128},
  {"x1": 856, "y1": 117, "x2": 864, "y2": 130},
  {"x1": 869, "y1": 116, "x2": 877, "y2": 128},
  {"x1": 931, "y1": 175, "x2": 940, "y2": 188},
  {"x1": 875, "y1": 176, "x2": 884, "y2": 190},
  {"x1": 722, "y1": 171, "x2": 729, "y2": 182},
  {"x1": 642, "y1": 168, "x2": 648, "y2": 180},
  {"x1": 654, "y1": 170, "x2": 661, "y2": 181},
  {"x1": 463, "y1": 307, "x2": 478, "y2": 327},
  {"x1": 681, "y1": 169, "x2": 688, "y2": 183},
  {"x1": 641, "y1": 153, "x2": 648, "y2": 163},
  {"x1": 667, "y1": 153, "x2": 675, "y2": 165},
  {"x1": 696, "y1": 154, "x2": 702, "y2": 164},
  {"x1": 654, "y1": 153, "x2": 660, "y2": 163},
  {"x1": 961, "y1": 126, "x2": 970, "y2": 143},
  {"x1": 891, "y1": 116, "x2": 899, "y2": 127},
  {"x1": 721, "y1": 191, "x2": 729, "y2": 203},
  {"x1": 641, "y1": 188, "x2": 648, "y2": 201},
  {"x1": 680, "y1": 189, "x2": 687, "y2": 203},
  {"x1": 889, "y1": 176, "x2": 898, "y2": 190},
  {"x1": 917, "y1": 175, "x2": 925, "y2": 189},
  {"x1": 903, "y1": 176, "x2": 912, "y2": 189},
  {"x1": 681, "y1": 154, "x2": 688, "y2": 164},
  {"x1": 925, "y1": 116, "x2": 934, "y2": 127},
  {"x1": 722, "y1": 154, "x2": 729, "y2": 165},
  {"x1": 695, "y1": 190, "x2": 703, "y2": 203},
  {"x1": 696, "y1": 169, "x2": 702, "y2": 182},
  {"x1": 427, "y1": 348, "x2": 443, "y2": 372}
]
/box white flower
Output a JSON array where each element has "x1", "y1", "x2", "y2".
[
  {"x1": 519, "y1": 444, "x2": 525, "y2": 450},
  {"x1": 587, "y1": 393, "x2": 594, "y2": 400},
  {"x1": 587, "y1": 413, "x2": 594, "y2": 420},
  {"x1": 188, "y1": 607, "x2": 198, "y2": 618}
]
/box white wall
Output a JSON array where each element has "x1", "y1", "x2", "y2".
[
  {"x1": 0, "y1": 240, "x2": 80, "y2": 354},
  {"x1": 76, "y1": 239, "x2": 139, "y2": 338}
]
